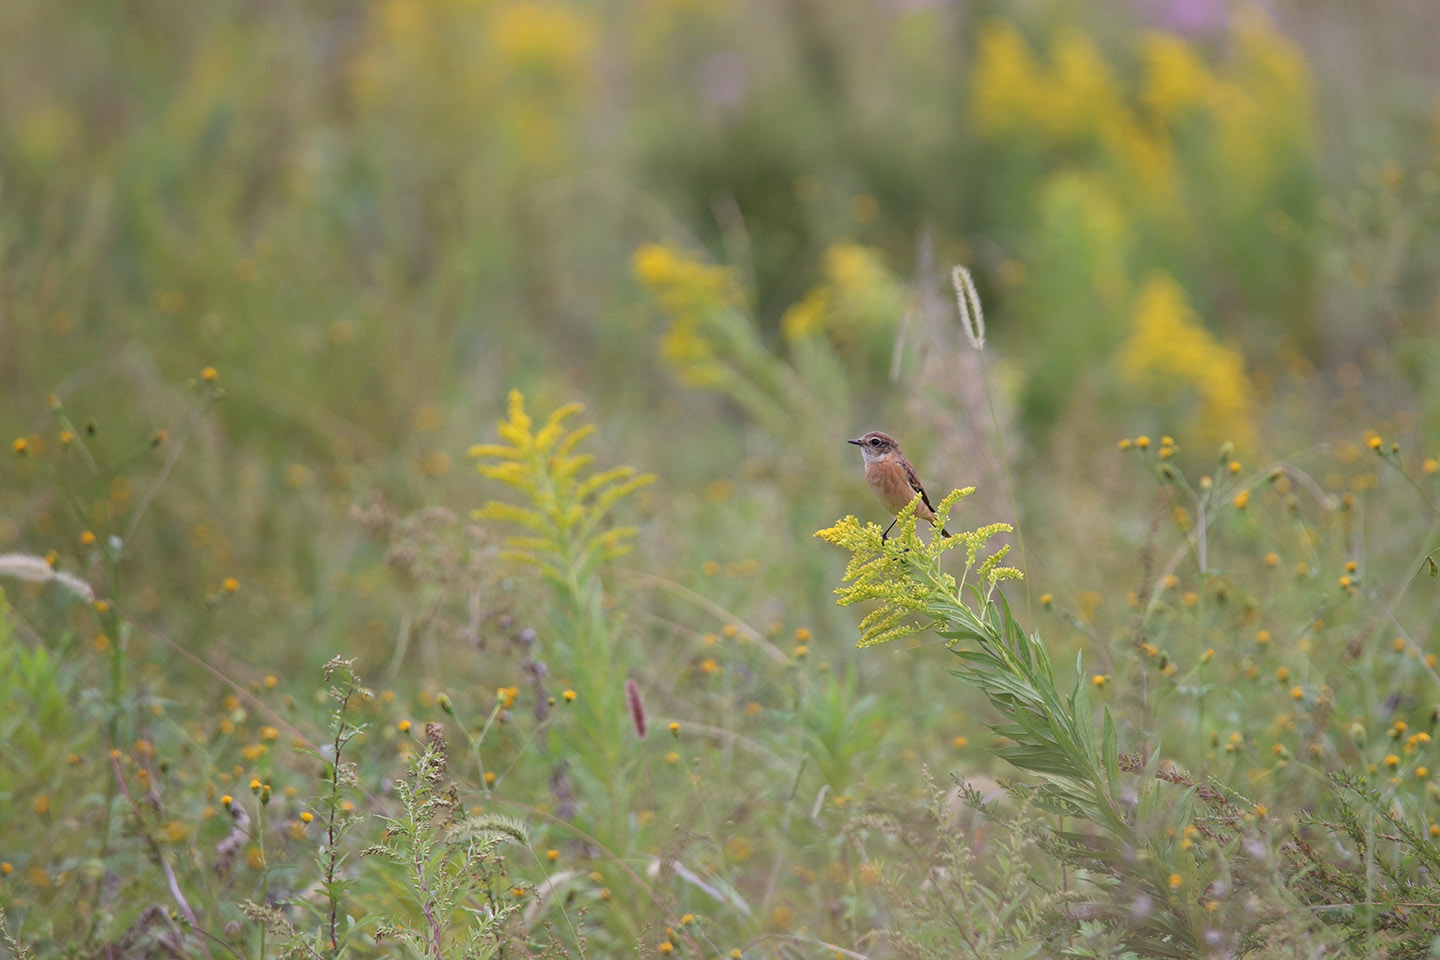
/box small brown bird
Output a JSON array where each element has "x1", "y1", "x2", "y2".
[{"x1": 848, "y1": 431, "x2": 952, "y2": 540}]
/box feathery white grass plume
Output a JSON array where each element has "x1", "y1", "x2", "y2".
[
  {"x1": 951, "y1": 264, "x2": 985, "y2": 350},
  {"x1": 0, "y1": 553, "x2": 96, "y2": 603}
]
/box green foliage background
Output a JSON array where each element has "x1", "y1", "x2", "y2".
[{"x1": 3, "y1": 0, "x2": 1440, "y2": 956}]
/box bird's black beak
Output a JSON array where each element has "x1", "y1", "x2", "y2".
[{"x1": 847, "y1": 438, "x2": 862, "y2": 445}]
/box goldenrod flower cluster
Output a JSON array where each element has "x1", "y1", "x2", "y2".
[
  {"x1": 470, "y1": 390, "x2": 654, "y2": 580},
  {"x1": 632, "y1": 244, "x2": 744, "y2": 387}
]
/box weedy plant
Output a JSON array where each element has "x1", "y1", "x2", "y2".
[
  {"x1": 818, "y1": 490, "x2": 1292, "y2": 956},
  {"x1": 362, "y1": 724, "x2": 535, "y2": 960},
  {"x1": 816, "y1": 416, "x2": 1440, "y2": 958},
  {"x1": 864, "y1": 770, "x2": 1065, "y2": 960},
  {"x1": 466, "y1": 390, "x2": 660, "y2": 940}
]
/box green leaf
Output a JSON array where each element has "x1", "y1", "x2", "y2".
[{"x1": 1102, "y1": 708, "x2": 1121, "y2": 794}]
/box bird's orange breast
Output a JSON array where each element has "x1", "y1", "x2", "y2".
[{"x1": 865, "y1": 458, "x2": 934, "y2": 519}]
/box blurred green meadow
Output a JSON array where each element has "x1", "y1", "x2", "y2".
[{"x1": 4, "y1": 0, "x2": 1440, "y2": 956}]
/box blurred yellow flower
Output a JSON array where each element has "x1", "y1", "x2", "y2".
[
  {"x1": 489, "y1": 2, "x2": 596, "y2": 86},
  {"x1": 971, "y1": 21, "x2": 1047, "y2": 137},
  {"x1": 1047, "y1": 29, "x2": 1125, "y2": 141},
  {"x1": 1141, "y1": 33, "x2": 1212, "y2": 120},
  {"x1": 632, "y1": 244, "x2": 743, "y2": 387},
  {"x1": 1118, "y1": 273, "x2": 1256, "y2": 451},
  {"x1": 780, "y1": 242, "x2": 904, "y2": 347},
  {"x1": 1212, "y1": 14, "x2": 1312, "y2": 194}
]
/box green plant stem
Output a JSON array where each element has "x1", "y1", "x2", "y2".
[
  {"x1": 324, "y1": 685, "x2": 354, "y2": 957},
  {"x1": 257, "y1": 798, "x2": 268, "y2": 960}
]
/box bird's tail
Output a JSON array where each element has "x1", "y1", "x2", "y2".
[{"x1": 941, "y1": 527, "x2": 952, "y2": 538}]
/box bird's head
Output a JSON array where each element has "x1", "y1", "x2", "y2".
[{"x1": 847, "y1": 431, "x2": 900, "y2": 463}]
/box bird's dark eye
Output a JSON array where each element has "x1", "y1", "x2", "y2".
[{"x1": 870, "y1": 438, "x2": 882, "y2": 446}]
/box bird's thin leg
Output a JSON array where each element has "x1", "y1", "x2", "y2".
[{"x1": 881, "y1": 516, "x2": 899, "y2": 542}]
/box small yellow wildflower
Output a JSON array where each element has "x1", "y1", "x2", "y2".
[
  {"x1": 659, "y1": 944, "x2": 674, "y2": 955},
  {"x1": 1228, "y1": 460, "x2": 1242, "y2": 474},
  {"x1": 563, "y1": 689, "x2": 577, "y2": 702},
  {"x1": 665, "y1": 752, "x2": 680, "y2": 764},
  {"x1": 201, "y1": 366, "x2": 219, "y2": 383},
  {"x1": 1118, "y1": 438, "x2": 1132, "y2": 450},
  {"x1": 793, "y1": 645, "x2": 809, "y2": 659},
  {"x1": 1385, "y1": 754, "x2": 1400, "y2": 768},
  {"x1": 1040, "y1": 593, "x2": 1053, "y2": 607},
  {"x1": 1136, "y1": 435, "x2": 1151, "y2": 450},
  {"x1": 1233, "y1": 490, "x2": 1250, "y2": 509},
  {"x1": 547, "y1": 849, "x2": 559, "y2": 861},
  {"x1": 1416, "y1": 767, "x2": 1429, "y2": 779},
  {"x1": 952, "y1": 736, "x2": 969, "y2": 749},
  {"x1": 669, "y1": 722, "x2": 680, "y2": 735},
  {"x1": 12, "y1": 438, "x2": 29, "y2": 455},
  {"x1": 1092, "y1": 674, "x2": 1109, "y2": 688},
  {"x1": 222, "y1": 577, "x2": 239, "y2": 593},
  {"x1": 1264, "y1": 552, "x2": 1279, "y2": 567},
  {"x1": 1394, "y1": 637, "x2": 1408, "y2": 652},
  {"x1": 1368, "y1": 435, "x2": 1383, "y2": 451},
  {"x1": 1167, "y1": 874, "x2": 1182, "y2": 890},
  {"x1": 1290, "y1": 686, "x2": 1303, "y2": 700},
  {"x1": 1275, "y1": 666, "x2": 1290, "y2": 682},
  {"x1": 300, "y1": 811, "x2": 314, "y2": 823}
]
